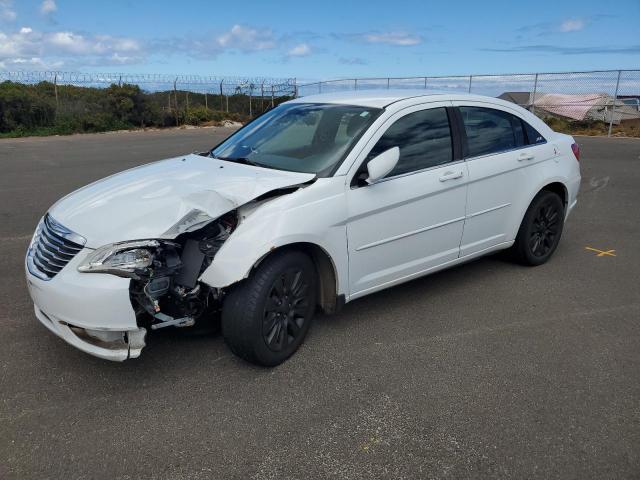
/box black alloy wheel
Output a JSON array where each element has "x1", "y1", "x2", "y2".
[
  {"x1": 222, "y1": 250, "x2": 317, "y2": 366},
  {"x1": 512, "y1": 190, "x2": 565, "y2": 266},
  {"x1": 529, "y1": 198, "x2": 561, "y2": 258},
  {"x1": 263, "y1": 268, "x2": 311, "y2": 352}
]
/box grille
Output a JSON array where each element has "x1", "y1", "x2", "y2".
[{"x1": 27, "y1": 214, "x2": 86, "y2": 280}]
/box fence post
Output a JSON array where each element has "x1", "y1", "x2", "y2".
[
  {"x1": 173, "y1": 77, "x2": 179, "y2": 124},
  {"x1": 249, "y1": 85, "x2": 253, "y2": 117},
  {"x1": 204, "y1": 91, "x2": 208, "y2": 111},
  {"x1": 54, "y1": 74, "x2": 59, "y2": 118},
  {"x1": 354, "y1": 79, "x2": 357, "y2": 90},
  {"x1": 608, "y1": 70, "x2": 622, "y2": 137},
  {"x1": 531, "y1": 73, "x2": 538, "y2": 114},
  {"x1": 468, "y1": 75, "x2": 473, "y2": 93},
  {"x1": 118, "y1": 75, "x2": 122, "y2": 88},
  {"x1": 424, "y1": 77, "x2": 428, "y2": 89},
  {"x1": 387, "y1": 78, "x2": 390, "y2": 89},
  {"x1": 261, "y1": 82, "x2": 264, "y2": 112},
  {"x1": 271, "y1": 85, "x2": 275, "y2": 107},
  {"x1": 219, "y1": 80, "x2": 224, "y2": 111}
]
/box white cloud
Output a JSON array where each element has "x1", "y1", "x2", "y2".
[
  {"x1": 560, "y1": 18, "x2": 585, "y2": 32},
  {"x1": 0, "y1": 27, "x2": 144, "y2": 69},
  {"x1": 0, "y1": 55, "x2": 63, "y2": 69},
  {"x1": 363, "y1": 31, "x2": 422, "y2": 46},
  {"x1": 287, "y1": 43, "x2": 311, "y2": 57},
  {"x1": 40, "y1": 0, "x2": 56, "y2": 15},
  {"x1": 215, "y1": 24, "x2": 276, "y2": 52},
  {"x1": 336, "y1": 30, "x2": 423, "y2": 46},
  {"x1": 0, "y1": 0, "x2": 16, "y2": 21},
  {"x1": 339, "y1": 56, "x2": 367, "y2": 65}
]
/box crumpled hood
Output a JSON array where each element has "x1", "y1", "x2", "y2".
[{"x1": 49, "y1": 154, "x2": 315, "y2": 248}]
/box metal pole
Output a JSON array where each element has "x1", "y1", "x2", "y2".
[
  {"x1": 54, "y1": 74, "x2": 59, "y2": 118},
  {"x1": 220, "y1": 80, "x2": 224, "y2": 110},
  {"x1": 249, "y1": 85, "x2": 253, "y2": 117},
  {"x1": 204, "y1": 91, "x2": 208, "y2": 111},
  {"x1": 608, "y1": 70, "x2": 622, "y2": 137},
  {"x1": 173, "y1": 78, "x2": 178, "y2": 125},
  {"x1": 354, "y1": 79, "x2": 357, "y2": 90},
  {"x1": 531, "y1": 73, "x2": 538, "y2": 114},
  {"x1": 424, "y1": 77, "x2": 428, "y2": 89},
  {"x1": 271, "y1": 85, "x2": 275, "y2": 107},
  {"x1": 387, "y1": 78, "x2": 390, "y2": 89},
  {"x1": 226, "y1": 94, "x2": 228, "y2": 113},
  {"x1": 118, "y1": 75, "x2": 122, "y2": 87},
  {"x1": 468, "y1": 75, "x2": 473, "y2": 93},
  {"x1": 261, "y1": 82, "x2": 264, "y2": 112}
]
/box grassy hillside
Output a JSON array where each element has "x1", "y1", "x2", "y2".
[{"x1": 0, "y1": 81, "x2": 290, "y2": 138}]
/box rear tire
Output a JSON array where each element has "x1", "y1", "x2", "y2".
[
  {"x1": 222, "y1": 251, "x2": 317, "y2": 366},
  {"x1": 511, "y1": 190, "x2": 565, "y2": 266}
]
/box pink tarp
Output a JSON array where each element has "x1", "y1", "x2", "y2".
[{"x1": 534, "y1": 93, "x2": 609, "y2": 121}]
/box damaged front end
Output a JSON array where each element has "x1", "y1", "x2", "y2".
[
  {"x1": 77, "y1": 211, "x2": 238, "y2": 332},
  {"x1": 129, "y1": 212, "x2": 238, "y2": 331}
]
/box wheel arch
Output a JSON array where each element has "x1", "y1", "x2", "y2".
[
  {"x1": 540, "y1": 181, "x2": 568, "y2": 207},
  {"x1": 250, "y1": 242, "x2": 341, "y2": 314},
  {"x1": 509, "y1": 179, "x2": 570, "y2": 241}
]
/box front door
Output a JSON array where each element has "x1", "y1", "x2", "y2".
[{"x1": 346, "y1": 103, "x2": 468, "y2": 299}]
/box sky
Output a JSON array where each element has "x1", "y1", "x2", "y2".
[{"x1": 0, "y1": 0, "x2": 638, "y2": 82}]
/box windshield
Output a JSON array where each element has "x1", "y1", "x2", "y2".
[{"x1": 211, "y1": 103, "x2": 380, "y2": 176}]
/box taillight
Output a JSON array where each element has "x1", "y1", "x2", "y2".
[{"x1": 571, "y1": 143, "x2": 580, "y2": 162}]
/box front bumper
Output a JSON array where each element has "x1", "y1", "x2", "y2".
[{"x1": 25, "y1": 248, "x2": 146, "y2": 361}]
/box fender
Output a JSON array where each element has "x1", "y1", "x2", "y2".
[
  {"x1": 198, "y1": 178, "x2": 349, "y2": 295},
  {"x1": 507, "y1": 174, "x2": 571, "y2": 241}
]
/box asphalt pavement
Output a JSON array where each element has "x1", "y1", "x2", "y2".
[{"x1": 1, "y1": 129, "x2": 639, "y2": 479}]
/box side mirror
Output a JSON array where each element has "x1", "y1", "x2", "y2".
[{"x1": 366, "y1": 147, "x2": 399, "y2": 184}]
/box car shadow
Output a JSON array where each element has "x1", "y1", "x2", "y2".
[{"x1": 51, "y1": 250, "x2": 526, "y2": 383}]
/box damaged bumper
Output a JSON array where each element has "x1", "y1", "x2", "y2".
[{"x1": 26, "y1": 249, "x2": 145, "y2": 361}]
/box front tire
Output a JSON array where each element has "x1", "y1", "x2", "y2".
[
  {"x1": 222, "y1": 251, "x2": 317, "y2": 366},
  {"x1": 512, "y1": 190, "x2": 565, "y2": 266}
]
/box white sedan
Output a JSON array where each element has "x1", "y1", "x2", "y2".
[{"x1": 25, "y1": 91, "x2": 581, "y2": 365}]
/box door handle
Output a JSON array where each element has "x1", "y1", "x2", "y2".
[
  {"x1": 439, "y1": 171, "x2": 464, "y2": 182},
  {"x1": 518, "y1": 152, "x2": 535, "y2": 161}
]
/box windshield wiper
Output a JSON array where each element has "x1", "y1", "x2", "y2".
[{"x1": 212, "y1": 155, "x2": 270, "y2": 169}]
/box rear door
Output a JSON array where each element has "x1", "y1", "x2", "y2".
[{"x1": 452, "y1": 102, "x2": 555, "y2": 256}]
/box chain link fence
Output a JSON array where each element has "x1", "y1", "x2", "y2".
[
  {"x1": 297, "y1": 70, "x2": 640, "y2": 137},
  {"x1": 0, "y1": 71, "x2": 296, "y2": 136}
]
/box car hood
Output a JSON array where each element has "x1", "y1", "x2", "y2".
[{"x1": 49, "y1": 154, "x2": 315, "y2": 248}]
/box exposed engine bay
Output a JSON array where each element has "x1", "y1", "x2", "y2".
[{"x1": 129, "y1": 211, "x2": 238, "y2": 331}]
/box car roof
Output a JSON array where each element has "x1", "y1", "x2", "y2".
[{"x1": 288, "y1": 89, "x2": 494, "y2": 109}]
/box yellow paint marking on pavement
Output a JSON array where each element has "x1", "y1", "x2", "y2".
[{"x1": 585, "y1": 246, "x2": 616, "y2": 257}]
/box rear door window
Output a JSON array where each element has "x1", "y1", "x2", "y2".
[{"x1": 459, "y1": 106, "x2": 526, "y2": 157}]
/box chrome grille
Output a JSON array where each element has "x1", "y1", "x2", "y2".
[{"x1": 27, "y1": 214, "x2": 86, "y2": 280}]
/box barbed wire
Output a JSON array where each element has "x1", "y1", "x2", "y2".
[
  {"x1": 0, "y1": 70, "x2": 296, "y2": 95},
  {"x1": 297, "y1": 69, "x2": 640, "y2": 99}
]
